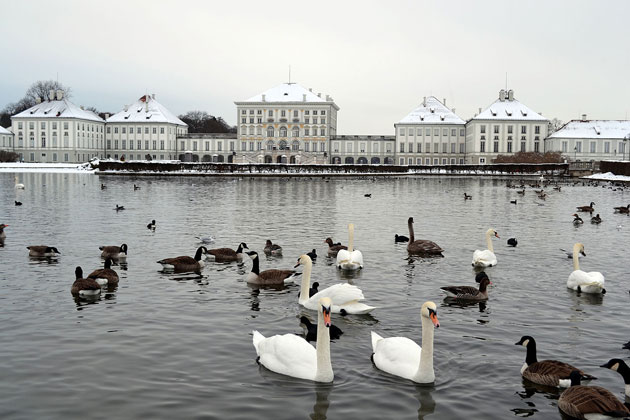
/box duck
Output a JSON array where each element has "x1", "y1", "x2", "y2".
[
  {"x1": 264, "y1": 240, "x2": 283, "y2": 256},
  {"x1": 146, "y1": 220, "x2": 156, "y2": 230},
  {"x1": 246, "y1": 251, "x2": 299, "y2": 285},
  {"x1": 324, "y1": 237, "x2": 347, "y2": 257},
  {"x1": 394, "y1": 234, "x2": 409, "y2": 243},
  {"x1": 27, "y1": 245, "x2": 61, "y2": 257},
  {"x1": 300, "y1": 315, "x2": 343, "y2": 342},
  {"x1": 371, "y1": 301, "x2": 440, "y2": 384},
  {"x1": 406, "y1": 217, "x2": 444, "y2": 256},
  {"x1": 252, "y1": 297, "x2": 334, "y2": 383},
  {"x1": 572, "y1": 213, "x2": 584, "y2": 225},
  {"x1": 576, "y1": 202, "x2": 595, "y2": 213},
  {"x1": 507, "y1": 238, "x2": 518, "y2": 247},
  {"x1": 441, "y1": 276, "x2": 491, "y2": 301},
  {"x1": 464, "y1": 193, "x2": 472, "y2": 200},
  {"x1": 14, "y1": 201, "x2": 22, "y2": 206},
  {"x1": 101, "y1": 183, "x2": 107, "y2": 190},
  {"x1": 336, "y1": 223, "x2": 363, "y2": 270},
  {"x1": 115, "y1": 204, "x2": 125, "y2": 211},
  {"x1": 517, "y1": 189, "x2": 526, "y2": 195},
  {"x1": 296, "y1": 254, "x2": 374, "y2": 314},
  {"x1": 510, "y1": 199, "x2": 517, "y2": 204},
  {"x1": 515, "y1": 336, "x2": 596, "y2": 387},
  {"x1": 71, "y1": 267, "x2": 101, "y2": 297},
  {"x1": 567, "y1": 243, "x2": 605, "y2": 294},
  {"x1": 558, "y1": 371, "x2": 629, "y2": 419},
  {"x1": 306, "y1": 249, "x2": 317, "y2": 261},
  {"x1": 14, "y1": 176, "x2": 24, "y2": 189},
  {"x1": 298, "y1": 281, "x2": 319, "y2": 298},
  {"x1": 99, "y1": 243, "x2": 128, "y2": 260},
  {"x1": 206, "y1": 242, "x2": 248, "y2": 262},
  {"x1": 537, "y1": 191, "x2": 546, "y2": 200},
  {"x1": 87, "y1": 258, "x2": 119, "y2": 286},
  {"x1": 590, "y1": 214, "x2": 602, "y2": 224},
  {"x1": 157, "y1": 246, "x2": 207, "y2": 272},
  {"x1": 472, "y1": 228, "x2": 499, "y2": 267},
  {"x1": 600, "y1": 359, "x2": 630, "y2": 397},
  {"x1": 364, "y1": 193, "x2": 372, "y2": 198},
  {"x1": 614, "y1": 204, "x2": 630, "y2": 214},
  {"x1": 133, "y1": 184, "x2": 141, "y2": 190}
]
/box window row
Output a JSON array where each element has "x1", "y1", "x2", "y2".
[
  {"x1": 479, "y1": 125, "x2": 541, "y2": 135},
  {"x1": 241, "y1": 109, "x2": 326, "y2": 117},
  {"x1": 399, "y1": 128, "x2": 465, "y2": 137},
  {"x1": 240, "y1": 126, "x2": 326, "y2": 137},
  {"x1": 107, "y1": 126, "x2": 170, "y2": 135},
  {"x1": 17, "y1": 121, "x2": 103, "y2": 132}
]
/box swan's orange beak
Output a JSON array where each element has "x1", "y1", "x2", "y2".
[
  {"x1": 494, "y1": 232, "x2": 500, "y2": 238},
  {"x1": 323, "y1": 307, "x2": 331, "y2": 327},
  {"x1": 430, "y1": 312, "x2": 440, "y2": 328}
]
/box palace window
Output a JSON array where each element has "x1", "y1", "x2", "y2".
[{"x1": 267, "y1": 127, "x2": 274, "y2": 137}]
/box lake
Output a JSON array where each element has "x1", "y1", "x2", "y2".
[{"x1": 1, "y1": 172, "x2": 629, "y2": 419}]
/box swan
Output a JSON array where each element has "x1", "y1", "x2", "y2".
[
  {"x1": 336, "y1": 223, "x2": 363, "y2": 270},
  {"x1": 600, "y1": 359, "x2": 630, "y2": 398},
  {"x1": 14, "y1": 176, "x2": 24, "y2": 189},
  {"x1": 567, "y1": 243, "x2": 605, "y2": 294},
  {"x1": 252, "y1": 296, "x2": 334, "y2": 383},
  {"x1": 406, "y1": 217, "x2": 443, "y2": 255},
  {"x1": 472, "y1": 228, "x2": 499, "y2": 267},
  {"x1": 296, "y1": 254, "x2": 375, "y2": 314},
  {"x1": 558, "y1": 371, "x2": 629, "y2": 419},
  {"x1": 371, "y1": 301, "x2": 440, "y2": 384}
]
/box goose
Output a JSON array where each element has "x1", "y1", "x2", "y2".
[
  {"x1": 463, "y1": 193, "x2": 472, "y2": 200},
  {"x1": 364, "y1": 193, "x2": 372, "y2": 198},
  {"x1": 613, "y1": 204, "x2": 630, "y2": 214},
  {"x1": 510, "y1": 199, "x2": 517, "y2": 204},
  {"x1": 133, "y1": 184, "x2": 141, "y2": 190},
  {"x1": 157, "y1": 246, "x2": 207, "y2": 272},
  {"x1": 336, "y1": 223, "x2": 363, "y2": 270},
  {"x1": 300, "y1": 315, "x2": 343, "y2": 342},
  {"x1": 600, "y1": 359, "x2": 630, "y2": 397},
  {"x1": 553, "y1": 186, "x2": 562, "y2": 191},
  {"x1": 573, "y1": 213, "x2": 584, "y2": 225},
  {"x1": 296, "y1": 254, "x2": 375, "y2": 314},
  {"x1": 567, "y1": 243, "x2": 605, "y2": 294},
  {"x1": 252, "y1": 297, "x2": 334, "y2": 383},
  {"x1": 14, "y1": 201, "x2": 22, "y2": 206},
  {"x1": 558, "y1": 371, "x2": 629, "y2": 420},
  {"x1": 206, "y1": 242, "x2": 248, "y2": 262},
  {"x1": 246, "y1": 251, "x2": 299, "y2": 285},
  {"x1": 406, "y1": 217, "x2": 443, "y2": 256},
  {"x1": 264, "y1": 240, "x2": 283, "y2": 256},
  {"x1": 576, "y1": 202, "x2": 595, "y2": 213},
  {"x1": 537, "y1": 191, "x2": 546, "y2": 200},
  {"x1": 14, "y1": 176, "x2": 24, "y2": 189},
  {"x1": 590, "y1": 214, "x2": 602, "y2": 224},
  {"x1": 472, "y1": 228, "x2": 499, "y2": 267},
  {"x1": 394, "y1": 234, "x2": 409, "y2": 243},
  {"x1": 517, "y1": 189, "x2": 526, "y2": 195},
  {"x1": 147, "y1": 220, "x2": 156, "y2": 230},
  {"x1": 306, "y1": 249, "x2": 317, "y2": 261},
  {"x1": 441, "y1": 276, "x2": 491, "y2": 301},
  {"x1": 101, "y1": 183, "x2": 107, "y2": 190},
  {"x1": 71, "y1": 267, "x2": 101, "y2": 297},
  {"x1": 87, "y1": 258, "x2": 119, "y2": 286},
  {"x1": 27, "y1": 245, "x2": 61, "y2": 257},
  {"x1": 475, "y1": 271, "x2": 489, "y2": 283},
  {"x1": 115, "y1": 204, "x2": 125, "y2": 211},
  {"x1": 324, "y1": 237, "x2": 347, "y2": 257},
  {"x1": 507, "y1": 238, "x2": 518, "y2": 247},
  {"x1": 100, "y1": 243, "x2": 128, "y2": 260},
  {"x1": 515, "y1": 336, "x2": 596, "y2": 387},
  {"x1": 0, "y1": 224, "x2": 8, "y2": 242},
  {"x1": 371, "y1": 301, "x2": 440, "y2": 384}
]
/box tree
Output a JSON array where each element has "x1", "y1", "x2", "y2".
[
  {"x1": 178, "y1": 110, "x2": 236, "y2": 133},
  {"x1": 24, "y1": 80, "x2": 72, "y2": 103},
  {"x1": 0, "y1": 150, "x2": 19, "y2": 162},
  {"x1": 548, "y1": 118, "x2": 564, "y2": 135},
  {"x1": 493, "y1": 151, "x2": 564, "y2": 164}
]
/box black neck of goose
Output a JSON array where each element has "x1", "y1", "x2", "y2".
[
  {"x1": 408, "y1": 220, "x2": 415, "y2": 242},
  {"x1": 525, "y1": 341, "x2": 537, "y2": 365},
  {"x1": 121, "y1": 244, "x2": 127, "y2": 255},
  {"x1": 194, "y1": 248, "x2": 204, "y2": 261},
  {"x1": 251, "y1": 256, "x2": 259, "y2": 275},
  {"x1": 618, "y1": 362, "x2": 630, "y2": 384},
  {"x1": 104, "y1": 259, "x2": 111, "y2": 269},
  {"x1": 236, "y1": 244, "x2": 243, "y2": 253}
]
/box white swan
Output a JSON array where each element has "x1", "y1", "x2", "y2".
[
  {"x1": 371, "y1": 301, "x2": 440, "y2": 384},
  {"x1": 567, "y1": 243, "x2": 605, "y2": 294},
  {"x1": 14, "y1": 176, "x2": 25, "y2": 189},
  {"x1": 336, "y1": 223, "x2": 363, "y2": 270},
  {"x1": 472, "y1": 228, "x2": 499, "y2": 267},
  {"x1": 296, "y1": 254, "x2": 375, "y2": 314},
  {"x1": 252, "y1": 296, "x2": 334, "y2": 383}
]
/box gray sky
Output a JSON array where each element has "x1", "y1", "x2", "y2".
[{"x1": 1, "y1": 0, "x2": 629, "y2": 133}]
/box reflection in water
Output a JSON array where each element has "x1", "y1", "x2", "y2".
[
  {"x1": 441, "y1": 298, "x2": 488, "y2": 314},
  {"x1": 415, "y1": 384, "x2": 436, "y2": 420},
  {"x1": 335, "y1": 267, "x2": 362, "y2": 283},
  {"x1": 28, "y1": 256, "x2": 60, "y2": 265},
  {"x1": 310, "y1": 383, "x2": 332, "y2": 420},
  {"x1": 73, "y1": 294, "x2": 102, "y2": 309},
  {"x1": 249, "y1": 288, "x2": 260, "y2": 312}
]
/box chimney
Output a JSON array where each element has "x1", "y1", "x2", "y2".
[
  {"x1": 56, "y1": 90, "x2": 63, "y2": 100},
  {"x1": 49, "y1": 89, "x2": 55, "y2": 101},
  {"x1": 499, "y1": 89, "x2": 506, "y2": 101},
  {"x1": 105, "y1": 113, "x2": 110, "y2": 119},
  {"x1": 152, "y1": 93, "x2": 155, "y2": 99},
  {"x1": 145, "y1": 100, "x2": 149, "y2": 112},
  {"x1": 262, "y1": 94, "x2": 266, "y2": 102},
  {"x1": 326, "y1": 94, "x2": 330, "y2": 101},
  {"x1": 309, "y1": 88, "x2": 312, "y2": 92},
  {"x1": 581, "y1": 114, "x2": 587, "y2": 121},
  {"x1": 36, "y1": 97, "x2": 42, "y2": 104},
  {"x1": 443, "y1": 98, "x2": 446, "y2": 106},
  {"x1": 80, "y1": 106, "x2": 84, "y2": 110},
  {"x1": 317, "y1": 92, "x2": 321, "y2": 97},
  {"x1": 479, "y1": 107, "x2": 482, "y2": 114},
  {"x1": 123, "y1": 105, "x2": 129, "y2": 112},
  {"x1": 508, "y1": 89, "x2": 514, "y2": 101},
  {"x1": 302, "y1": 94, "x2": 306, "y2": 102}
]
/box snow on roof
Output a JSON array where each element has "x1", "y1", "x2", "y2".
[
  {"x1": 473, "y1": 95, "x2": 547, "y2": 122},
  {"x1": 548, "y1": 120, "x2": 630, "y2": 140},
  {"x1": 107, "y1": 95, "x2": 187, "y2": 126},
  {"x1": 239, "y1": 83, "x2": 332, "y2": 104},
  {"x1": 12, "y1": 98, "x2": 104, "y2": 122},
  {"x1": 397, "y1": 96, "x2": 465, "y2": 125},
  {"x1": 0, "y1": 126, "x2": 12, "y2": 135}
]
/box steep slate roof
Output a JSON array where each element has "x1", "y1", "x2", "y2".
[
  {"x1": 548, "y1": 120, "x2": 630, "y2": 139},
  {"x1": 240, "y1": 83, "x2": 330, "y2": 103},
  {"x1": 397, "y1": 96, "x2": 465, "y2": 125},
  {"x1": 0, "y1": 126, "x2": 12, "y2": 134},
  {"x1": 473, "y1": 96, "x2": 547, "y2": 122},
  {"x1": 107, "y1": 95, "x2": 187, "y2": 126},
  {"x1": 13, "y1": 98, "x2": 104, "y2": 122}
]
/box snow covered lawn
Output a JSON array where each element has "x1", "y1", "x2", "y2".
[
  {"x1": 0, "y1": 162, "x2": 94, "y2": 173},
  {"x1": 584, "y1": 172, "x2": 630, "y2": 182}
]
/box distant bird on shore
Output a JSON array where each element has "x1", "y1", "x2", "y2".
[
  {"x1": 507, "y1": 238, "x2": 518, "y2": 247},
  {"x1": 14, "y1": 201, "x2": 22, "y2": 206},
  {"x1": 464, "y1": 193, "x2": 472, "y2": 200},
  {"x1": 364, "y1": 193, "x2": 372, "y2": 198},
  {"x1": 115, "y1": 205, "x2": 125, "y2": 211},
  {"x1": 147, "y1": 220, "x2": 156, "y2": 230},
  {"x1": 134, "y1": 184, "x2": 141, "y2": 190},
  {"x1": 394, "y1": 234, "x2": 409, "y2": 243}
]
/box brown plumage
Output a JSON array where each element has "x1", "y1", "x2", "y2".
[
  {"x1": 88, "y1": 258, "x2": 119, "y2": 285},
  {"x1": 99, "y1": 243, "x2": 128, "y2": 259},
  {"x1": 245, "y1": 251, "x2": 299, "y2": 285},
  {"x1": 613, "y1": 204, "x2": 630, "y2": 214},
  {"x1": 157, "y1": 246, "x2": 207, "y2": 272},
  {"x1": 0, "y1": 224, "x2": 7, "y2": 243},
  {"x1": 264, "y1": 240, "x2": 283, "y2": 255},
  {"x1": 27, "y1": 245, "x2": 60, "y2": 257},
  {"x1": 558, "y1": 372, "x2": 630, "y2": 420},
  {"x1": 406, "y1": 217, "x2": 443, "y2": 255},
  {"x1": 441, "y1": 276, "x2": 490, "y2": 301},
  {"x1": 324, "y1": 238, "x2": 347, "y2": 257},
  {"x1": 576, "y1": 202, "x2": 595, "y2": 213},
  {"x1": 206, "y1": 242, "x2": 248, "y2": 262},
  {"x1": 71, "y1": 267, "x2": 101, "y2": 296}
]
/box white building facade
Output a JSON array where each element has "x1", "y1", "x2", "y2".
[
  {"x1": 545, "y1": 118, "x2": 630, "y2": 162},
  {"x1": 104, "y1": 94, "x2": 188, "y2": 161},
  {"x1": 465, "y1": 89, "x2": 549, "y2": 164},
  {"x1": 234, "y1": 83, "x2": 339, "y2": 164},
  {"x1": 330, "y1": 135, "x2": 395, "y2": 164},
  {"x1": 0, "y1": 126, "x2": 14, "y2": 151},
  {"x1": 394, "y1": 96, "x2": 466, "y2": 166},
  {"x1": 11, "y1": 90, "x2": 105, "y2": 163}
]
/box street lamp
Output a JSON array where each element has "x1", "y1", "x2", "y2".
[
  {"x1": 574, "y1": 146, "x2": 577, "y2": 162},
  {"x1": 624, "y1": 134, "x2": 630, "y2": 161}
]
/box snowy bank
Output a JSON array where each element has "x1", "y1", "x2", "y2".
[
  {"x1": 584, "y1": 172, "x2": 630, "y2": 182},
  {"x1": 0, "y1": 162, "x2": 95, "y2": 173}
]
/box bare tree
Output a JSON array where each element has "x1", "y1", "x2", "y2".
[
  {"x1": 548, "y1": 118, "x2": 564, "y2": 135},
  {"x1": 24, "y1": 80, "x2": 72, "y2": 103}
]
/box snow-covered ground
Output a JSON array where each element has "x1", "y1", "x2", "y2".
[
  {"x1": 584, "y1": 172, "x2": 630, "y2": 182},
  {"x1": 0, "y1": 162, "x2": 94, "y2": 173}
]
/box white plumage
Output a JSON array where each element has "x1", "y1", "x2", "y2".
[
  {"x1": 336, "y1": 223, "x2": 363, "y2": 270},
  {"x1": 567, "y1": 243, "x2": 605, "y2": 293},
  {"x1": 472, "y1": 228, "x2": 499, "y2": 267}
]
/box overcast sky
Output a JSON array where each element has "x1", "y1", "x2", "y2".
[{"x1": 1, "y1": 0, "x2": 629, "y2": 133}]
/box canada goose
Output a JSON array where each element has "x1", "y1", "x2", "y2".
[
  {"x1": 0, "y1": 223, "x2": 6, "y2": 240},
  {"x1": 99, "y1": 243, "x2": 128, "y2": 260},
  {"x1": 324, "y1": 237, "x2": 347, "y2": 257},
  {"x1": 517, "y1": 189, "x2": 525, "y2": 195},
  {"x1": 510, "y1": 199, "x2": 517, "y2": 204},
  {"x1": 407, "y1": 217, "x2": 443, "y2": 256},
  {"x1": 264, "y1": 240, "x2": 283, "y2": 256},
  {"x1": 441, "y1": 276, "x2": 491, "y2": 301},
  {"x1": 600, "y1": 359, "x2": 630, "y2": 397},
  {"x1": 300, "y1": 315, "x2": 343, "y2": 342},
  {"x1": 101, "y1": 183, "x2": 107, "y2": 190},
  {"x1": 537, "y1": 191, "x2": 546, "y2": 200},
  {"x1": 463, "y1": 193, "x2": 472, "y2": 200},
  {"x1": 507, "y1": 238, "x2": 518, "y2": 247},
  {"x1": 472, "y1": 228, "x2": 499, "y2": 267},
  {"x1": 614, "y1": 204, "x2": 630, "y2": 214},
  {"x1": 394, "y1": 234, "x2": 409, "y2": 243},
  {"x1": 115, "y1": 205, "x2": 125, "y2": 211},
  {"x1": 623, "y1": 341, "x2": 630, "y2": 350},
  {"x1": 88, "y1": 258, "x2": 119, "y2": 286},
  {"x1": 71, "y1": 267, "x2": 101, "y2": 297},
  {"x1": 515, "y1": 336, "x2": 596, "y2": 387},
  {"x1": 14, "y1": 176, "x2": 24, "y2": 189},
  {"x1": 133, "y1": 184, "x2": 140, "y2": 190},
  {"x1": 590, "y1": 214, "x2": 602, "y2": 224},
  {"x1": 246, "y1": 251, "x2": 299, "y2": 285},
  {"x1": 157, "y1": 246, "x2": 207, "y2": 272},
  {"x1": 306, "y1": 249, "x2": 317, "y2": 261},
  {"x1": 27, "y1": 245, "x2": 61, "y2": 257},
  {"x1": 558, "y1": 371, "x2": 629, "y2": 419},
  {"x1": 14, "y1": 201, "x2": 22, "y2": 206},
  {"x1": 567, "y1": 243, "x2": 605, "y2": 294},
  {"x1": 364, "y1": 193, "x2": 372, "y2": 198},
  {"x1": 576, "y1": 202, "x2": 595, "y2": 213},
  {"x1": 206, "y1": 242, "x2": 248, "y2": 262},
  {"x1": 572, "y1": 213, "x2": 584, "y2": 225},
  {"x1": 147, "y1": 220, "x2": 156, "y2": 230}
]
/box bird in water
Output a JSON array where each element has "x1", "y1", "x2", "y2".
[
  {"x1": 101, "y1": 183, "x2": 107, "y2": 190},
  {"x1": 115, "y1": 205, "x2": 125, "y2": 211},
  {"x1": 364, "y1": 194, "x2": 372, "y2": 198},
  {"x1": 14, "y1": 201, "x2": 22, "y2": 206},
  {"x1": 300, "y1": 315, "x2": 343, "y2": 342},
  {"x1": 591, "y1": 214, "x2": 602, "y2": 224},
  {"x1": 510, "y1": 199, "x2": 517, "y2": 204},
  {"x1": 464, "y1": 193, "x2": 472, "y2": 200},
  {"x1": 134, "y1": 184, "x2": 141, "y2": 190},
  {"x1": 147, "y1": 220, "x2": 156, "y2": 230},
  {"x1": 572, "y1": 213, "x2": 583, "y2": 225},
  {"x1": 196, "y1": 235, "x2": 215, "y2": 244},
  {"x1": 394, "y1": 234, "x2": 409, "y2": 243},
  {"x1": 306, "y1": 249, "x2": 317, "y2": 261},
  {"x1": 507, "y1": 238, "x2": 518, "y2": 247}
]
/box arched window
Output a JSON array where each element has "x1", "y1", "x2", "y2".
[
  {"x1": 249, "y1": 126, "x2": 254, "y2": 135},
  {"x1": 279, "y1": 126, "x2": 288, "y2": 137},
  {"x1": 291, "y1": 140, "x2": 300, "y2": 151},
  {"x1": 279, "y1": 140, "x2": 288, "y2": 150},
  {"x1": 292, "y1": 127, "x2": 299, "y2": 137},
  {"x1": 267, "y1": 126, "x2": 274, "y2": 137},
  {"x1": 266, "y1": 140, "x2": 274, "y2": 151}
]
